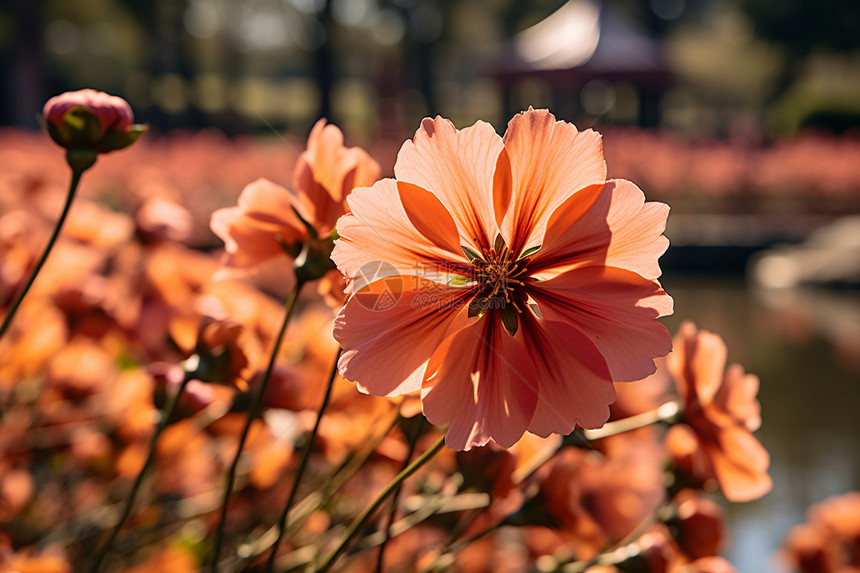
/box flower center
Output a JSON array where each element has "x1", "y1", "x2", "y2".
[
  {"x1": 473, "y1": 252, "x2": 526, "y2": 308},
  {"x1": 464, "y1": 235, "x2": 531, "y2": 335}
]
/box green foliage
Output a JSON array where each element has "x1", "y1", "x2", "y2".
[{"x1": 735, "y1": 0, "x2": 860, "y2": 54}]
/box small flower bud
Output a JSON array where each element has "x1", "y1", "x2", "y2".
[{"x1": 42, "y1": 89, "x2": 147, "y2": 169}]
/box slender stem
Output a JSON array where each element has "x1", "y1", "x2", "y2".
[
  {"x1": 582, "y1": 400, "x2": 681, "y2": 441},
  {"x1": 313, "y1": 433, "x2": 446, "y2": 573},
  {"x1": 88, "y1": 373, "x2": 193, "y2": 573},
  {"x1": 230, "y1": 410, "x2": 404, "y2": 570},
  {"x1": 375, "y1": 417, "x2": 422, "y2": 573},
  {"x1": 265, "y1": 347, "x2": 342, "y2": 572},
  {"x1": 561, "y1": 506, "x2": 666, "y2": 573},
  {"x1": 418, "y1": 521, "x2": 503, "y2": 573},
  {"x1": 0, "y1": 167, "x2": 83, "y2": 342},
  {"x1": 210, "y1": 282, "x2": 305, "y2": 572}
]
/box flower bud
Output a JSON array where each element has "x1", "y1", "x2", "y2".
[{"x1": 42, "y1": 89, "x2": 147, "y2": 170}]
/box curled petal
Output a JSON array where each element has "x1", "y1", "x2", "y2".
[
  {"x1": 500, "y1": 108, "x2": 606, "y2": 254},
  {"x1": 397, "y1": 181, "x2": 462, "y2": 255},
  {"x1": 334, "y1": 179, "x2": 467, "y2": 293},
  {"x1": 711, "y1": 423, "x2": 772, "y2": 502},
  {"x1": 395, "y1": 117, "x2": 502, "y2": 251},
  {"x1": 667, "y1": 423, "x2": 711, "y2": 479},
  {"x1": 492, "y1": 147, "x2": 514, "y2": 231},
  {"x1": 209, "y1": 178, "x2": 304, "y2": 275},
  {"x1": 669, "y1": 321, "x2": 727, "y2": 407},
  {"x1": 293, "y1": 119, "x2": 381, "y2": 235},
  {"x1": 532, "y1": 179, "x2": 669, "y2": 280},
  {"x1": 715, "y1": 364, "x2": 762, "y2": 431}
]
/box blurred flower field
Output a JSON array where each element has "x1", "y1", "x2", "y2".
[{"x1": 1, "y1": 114, "x2": 859, "y2": 573}]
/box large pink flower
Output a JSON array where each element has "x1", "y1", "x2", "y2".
[{"x1": 332, "y1": 109, "x2": 673, "y2": 450}]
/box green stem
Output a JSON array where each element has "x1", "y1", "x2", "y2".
[
  {"x1": 229, "y1": 411, "x2": 404, "y2": 570},
  {"x1": 375, "y1": 417, "x2": 422, "y2": 573},
  {"x1": 210, "y1": 282, "x2": 305, "y2": 572},
  {"x1": 418, "y1": 521, "x2": 503, "y2": 573},
  {"x1": 265, "y1": 347, "x2": 342, "y2": 572},
  {"x1": 582, "y1": 400, "x2": 681, "y2": 441},
  {"x1": 0, "y1": 167, "x2": 84, "y2": 342},
  {"x1": 88, "y1": 372, "x2": 193, "y2": 573},
  {"x1": 560, "y1": 506, "x2": 666, "y2": 573},
  {"x1": 313, "y1": 433, "x2": 446, "y2": 573}
]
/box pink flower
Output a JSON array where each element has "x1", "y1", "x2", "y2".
[
  {"x1": 785, "y1": 491, "x2": 860, "y2": 573},
  {"x1": 333, "y1": 109, "x2": 673, "y2": 450},
  {"x1": 42, "y1": 89, "x2": 145, "y2": 154},
  {"x1": 666, "y1": 321, "x2": 771, "y2": 502},
  {"x1": 210, "y1": 120, "x2": 380, "y2": 295}
]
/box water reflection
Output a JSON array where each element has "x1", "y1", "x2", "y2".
[{"x1": 662, "y1": 274, "x2": 860, "y2": 573}]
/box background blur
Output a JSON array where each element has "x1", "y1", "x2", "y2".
[
  {"x1": 4, "y1": 0, "x2": 860, "y2": 137},
  {"x1": 3, "y1": 1, "x2": 860, "y2": 572}
]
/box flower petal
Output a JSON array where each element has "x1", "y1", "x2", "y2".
[
  {"x1": 236, "y1": 178, "x2": 303, "y2": 229},
  {"x1": 209, "y1": 178, "x2": 305, "y2": 273},
  {"x1": 492, "y1": 147, "x2": 513, "y2": 230},
  {"x1": 334, "y1": 276, "x2": 470, "y2": 397},
  {"x1": 334, "y1": 179, "x2": 467, "y2": 293},
  {"x1": 532, "y1": 179, "x2": 669, "y2": 280},
  {"x1": 397, "y1": 181, "x2": 462, "y2": 255},
  {"x1": 667, "y1": 423, "x2": 710, "y2": 477},
  {"x1": 421, "y1": 317, "x2": 540, "y2": 450},
  {"x1": 715, "y1": 364, "x2": 762, "y2": 431},
  {"x1": 531, "y1": 266, "x2": 673, "y2": 382},
  {"x1": 296, "y1": 119, "x2": 381, "y2": 201},
  {"x1": 711, "y1": 424, "x2": 772, "y2": 502},
  {"x1": 394, "y1": 117, "x2": 502, "y2": 251},
  {"x1": 522, "y1": 316, "x2": 616, "y2": 435},
  {"x1": 210, "y1": 209, "x2": 288, "y2": 271},
  {"x1": 293, "y1": 119, "x2": 381, "y2": 234},
  {"x1": 500, "y1": 108, "x2": 606, "y2": 254},
  {"x1": 669, "y1": 322, "x2": 727, "y2": 406}
]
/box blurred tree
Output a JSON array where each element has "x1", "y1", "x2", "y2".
[
  {"x1": 316, "y1": 1, "x2": 334, "y2": 122},
  {"x1": 3, "y1": 0, "x2": 46, "y2": 128},
  {"x1": 734, "y1": 0, "x2": 860, "y2": 100}
]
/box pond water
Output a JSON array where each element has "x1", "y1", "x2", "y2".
[{"x1": 661, "y1": 274, "x2": 860, "y2": 573}]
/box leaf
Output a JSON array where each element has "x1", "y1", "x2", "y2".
[
  {"x1": 499, "y1": 304, "x2": 519, "y2": 336},
  {"x1": 518, "y1": 245, "x2": 541, "y2": 260},
  {"x1": 468, "y1": 297, "x2": 490, "y2": 318},
  {"x1": 447, "y1": 274, "x2": 474, "y2": 287},
  {"x1": 493, "y1": 233, "x2": 507, "y2": 255},
  {"x1": 462, "y1": 246, "x2": 482, "y2": 262}
]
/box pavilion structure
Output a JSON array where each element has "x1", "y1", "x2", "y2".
[{"x1": 495, "y1": 0, "x2": 675, "y2": 126}]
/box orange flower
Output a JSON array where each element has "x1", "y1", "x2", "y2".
[
  {"x1": 333, "y1": 109, "x2": 672, "y2": 450},
  {"x1": 665, "y1": 321, "x2": 771, "y2": 502},
  {"x1": 785, "y1": 491, "x2": 860, "y2": 573},
  {"x1": 292, "y1": 119, "x2": 383, "y2": 237},
  {"x1": 672, "y1": 489, "x2": 729, "y2": 560},
  {"x1": 210, "y1": 120, "x2": 381, "y2": 291},
  {"x1": 525, "y1": 432, "x2": 665, "y2": 561}
]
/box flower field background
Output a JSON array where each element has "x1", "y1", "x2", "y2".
[
  {"x1": 1, "y1": 120, "x2": 859, "y2": 572},
  {"x1": 4, "y1": 0, "x2": 860, "y2": 569},
  {"x1": 5, "y1": 126, "x2": 860, "y2": 251}
]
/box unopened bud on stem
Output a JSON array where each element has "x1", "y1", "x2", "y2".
[{"x1": 42, "y1": 89, "x2": 147, "y2": 171}]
